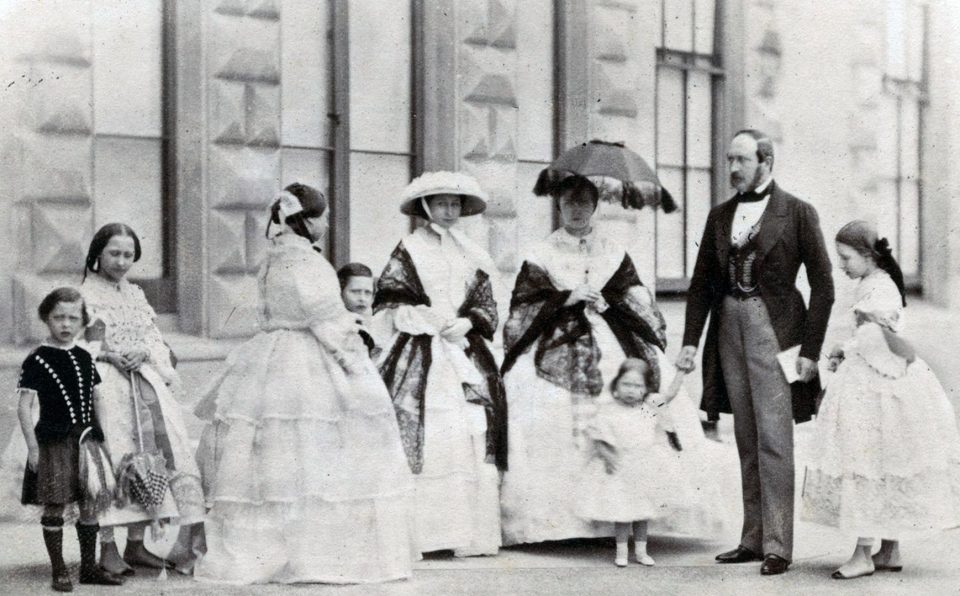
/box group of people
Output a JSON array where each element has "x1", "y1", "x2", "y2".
[{"x1": 6, "y1": 128, "x2": 960, "y2": 591}]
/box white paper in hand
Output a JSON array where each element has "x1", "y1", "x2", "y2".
[{"x1": 777, "y1": 345, "x2": 802, "y2": 384}]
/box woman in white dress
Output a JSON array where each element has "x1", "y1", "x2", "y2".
[
  {"x1": 499, "y1": 175, "x2": 724, "y2": 546},
  {"x1": 80, "y1": 223, "x2": 205, "y2": 575},
  {"x1": 801, "y1": 220, "x2": 960, "y2": 580},
  {"x1": 193, "y1": 184, "x2": 415, "y2": 585},
  {"x1": 374, "y1": 171, "x2": 506, "y2": 557}
]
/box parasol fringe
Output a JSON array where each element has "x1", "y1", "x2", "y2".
[
  {"x1": 78, "y1": 430, "x2": 116, "y2": 514},
  {"x1": 532, "y1": 167, "x2": 561, "y2": 197}
]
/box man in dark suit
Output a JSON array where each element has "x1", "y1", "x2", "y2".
[{"x1": 676, "y1": 129, "x2": 834, "y2": 576}]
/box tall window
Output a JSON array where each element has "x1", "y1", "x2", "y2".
[
  {"x1": 654, "y1": 0, "x2": 721, "y2": 291},
  {"x1": 879, "y1": 0, "x2": 926, "y2": 286},
  {"x1": 92, "y1": 0, "x2": 175, "y2": 311}
]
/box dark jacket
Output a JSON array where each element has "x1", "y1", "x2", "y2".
[{"x1": 682, "y1": 182, "x2": 835, "y2": 423}]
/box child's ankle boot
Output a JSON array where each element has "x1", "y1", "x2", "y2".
[
  {"x1": 76, "y1": 524, "x2": 123, "y2": 586},
  {"x1": 41, "y1": 516, "x2": 72, "y2": 592}
]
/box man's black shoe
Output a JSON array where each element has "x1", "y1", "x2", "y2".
[
  {"x1": 760, "y1": 554, "x2": 790, "y2": 575},
  {"x1": 715, "y1": 546, "x2": 762, "y2": 563}
]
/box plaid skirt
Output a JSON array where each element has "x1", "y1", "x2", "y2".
[{"x1": 21, "y1": 435, "x2": 82, "y2": 506}]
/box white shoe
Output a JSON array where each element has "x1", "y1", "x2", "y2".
[
  {"x1": 615, "y1": 555, "x2": 628, "y2": 567},
  {"x1": 635, "y1": 553, "x2": 655, "y2": 566}
]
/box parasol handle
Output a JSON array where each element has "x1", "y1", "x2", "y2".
[{"x1": 129, "y1": 373, "x2": 146, "y2": 454}]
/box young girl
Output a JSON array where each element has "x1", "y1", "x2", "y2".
[
  {"x1": 18, "y1": 288, "x2": 123, "y2": 591},
  {"x1": 577, "y1": 358, "x2": 686, "y2": 567},
  {"x1": 802, "y1": 220, "x2": 960, "y2": 580},
  {"x1": 80, "y1": 223, "x2": 205, "y2": 575}
]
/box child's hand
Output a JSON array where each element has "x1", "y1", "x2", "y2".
[
  {"x1": 27, "y1": 447, "x2": 39, "y2": 471},
  {"x1": 595, "y1": 441, "x2": 619, "y2": 474},
  {"x1": 647, "y1": 394, "x2": 666, "y2": 409}
]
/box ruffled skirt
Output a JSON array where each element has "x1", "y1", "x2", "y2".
[
  {"x1": 801, "y1": 354, "x2": 960, "y2": 536},
  {"x1": 193, "y1": 329, "x2": 415, "y2": 584},
  {"x1": 500, "y1": 315, "x2": 730, "y2": 545}
]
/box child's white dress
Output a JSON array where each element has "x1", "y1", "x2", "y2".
[
  {"x1": 802, "y1": 270, "x2": 960, "y2": 536},
  {"x1": 577, "y1": 397, "x2": 693, "y2": 523}
]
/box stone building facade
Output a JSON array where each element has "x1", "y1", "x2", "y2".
[{"x1": 1, "y1": 0, "x2": 958, "y2": 443}]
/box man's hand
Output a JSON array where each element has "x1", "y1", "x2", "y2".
[
  {"x1": 675, "y1": 345, "x2": 698, "y2": 373},
  {"x1": 796, "y1": 356, "x2": 818, "y2": 382}
]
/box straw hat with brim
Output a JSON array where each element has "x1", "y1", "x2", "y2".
[{"x1": 399, "y1": 171, "x2": 488, "y2": 217}]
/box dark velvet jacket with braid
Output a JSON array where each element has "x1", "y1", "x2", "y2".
[
  {"x1": 501, "y1": 254, "x2": 668, "y2": 395},
  {"x1": 374, "y1": 243, "x2": 507, "y2": 473}
]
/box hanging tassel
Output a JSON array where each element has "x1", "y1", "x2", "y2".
[
  {"x1": 532, "y1": 167, "x2": 562, "y2": 196},
  {"x1": 78, "y1": 429, "x2": 116, "y2": 514}
]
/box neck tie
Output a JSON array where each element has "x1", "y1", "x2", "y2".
[{"x1": 738, "y1": 188, "x2": 769, "y2": 203}]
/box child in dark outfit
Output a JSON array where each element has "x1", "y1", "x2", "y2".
[{"x1": 18, "y1": 287, "x2": 123, "y2": 592}]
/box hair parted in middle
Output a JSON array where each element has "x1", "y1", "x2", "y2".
[
  {"x1": 552, "y1": 174, "x2": 600, "y2": 208},
  {"x1": 83, "y1": 223, "x2": 142, "y2": 281}
]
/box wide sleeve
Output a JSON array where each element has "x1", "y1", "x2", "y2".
[
  {"x1": 797, "y1": 201, "x2": 835, "y2": 360},
  {"x1": 853, "y1": 274, "x2": 904, "y2": 333},
  {"x1": 459, "y1": 270, "x2": 498, "y2": 341},
  {"x1": 601, "y1": 254, "x2": 667, "y2": 351},
  {"x1": 132, "y1": 285, "x2": 176, "y2": 377},
  {"x1": 500, "y1": 260, "x2": 570, "y2": 375},
  {"x1": 373, "y1": 242, "x2": 440, "y2": 337},
  {"x1": 17, "y1": 353, "x2": 43, "y2": 393}
]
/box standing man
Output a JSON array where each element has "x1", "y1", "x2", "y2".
[{"x1": 676, "y1": 129, "x2": 834, "y2": 576}]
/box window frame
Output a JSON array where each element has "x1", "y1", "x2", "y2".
[{"x1": 654, "y1": 0, "x2": 724, "y2": 294}]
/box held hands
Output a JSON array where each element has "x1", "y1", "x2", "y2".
[
  {"x1": 675, "y1": 345, "x2": 698, "y2": 373},
  {"x1": 594, "y1": 440, "x2": 619, "y2": 474},
  {"x1": 827, "y1": 345, "x2": 845, "y2": 372},
  {"x1": 796, "y1": 356, "x2": 818, "y2": 382},
  {"x1": 102, "y1": 349, "x2": 149, "y2": 372},
  {"x1": 564, "y1": 284, "x2": 601, "y2": 307}
]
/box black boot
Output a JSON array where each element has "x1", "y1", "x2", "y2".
[
  {"x1": 41, "y1": 516, "x2": 72, "y2": 592},
  {"x1": 76, "y1": 524, "x2": 123, "y2": 586}
]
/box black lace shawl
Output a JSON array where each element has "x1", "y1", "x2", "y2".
[
  {"x1": 501, "y1": 253, "x2": 667, "y2": 395},
  {"x1": 374, "y1": 243, "x2": 508, "y2": 473}
]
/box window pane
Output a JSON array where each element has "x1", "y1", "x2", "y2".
[
  {"x1": 656, "y1": 167, "x2": 685, "y2": 279},
  {"x1": 281, "y1": 0, "x2": 333, "y2": 148},
  {"x1": 899, "y1": 180, "x2": 920, "y2": 277},
  {"x1": 663, "y1": 0, "x2": 694, "y2": 51},
  {"x1": 517, "y1": 0, "x2": 554, "y2": 162},
  {"x1": 885, "y1": 0, "x2": 907, "y2": 79},
  {"x1": 900, "y1": 98, "x2": 920, "y2": 179},
  {"x1": 693, "y1": 0, "x2": 715, "y2": 55},
  {"x1": 348, "y1": 0, "x2": 411, "y2": 154},
  {"x1": 686, "y1": 168, "x2": 711, "y2": 278},
  {"x1": 906, "y1": 0, "x2": 925, "y2": 82},
  {"x1": 686, "y1": 70, "x2": 712, "y2": 168},
  {"x1": 349, "y1": 153, "x2": 411, "y2": 276},
  {"x1": 657, "y1": 67, "x2": 684, "y2": 167},
  {"x1": 93, "y1": 0, "x2": 162, "y2": 136},
  {"x1": 93, "y1": 137, "x2": 163, "y2": 278}
]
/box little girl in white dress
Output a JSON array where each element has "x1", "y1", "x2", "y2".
[
  {"x1": 802, "y1": 220, "x2": 960, "y2": 580},
  {"x1": 577, "y1": 358, "x2": 689, "y2": 567}
]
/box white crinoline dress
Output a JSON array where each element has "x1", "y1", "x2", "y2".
[
  {"x1": 802, "y1": 270, "x2": 960, "y2": 536},
  {"x1": 374, "y1": 225, "x2": 503, "y2": 557},
  {"x1": 499, "y1": 228, "x2": 730, "y2": 545},
  {"x1": 193, "y1": 233, "x2": 415, "y2": 585},
  {"x1": 81, "y1": 274, "x2": 204, "y2": 527}
]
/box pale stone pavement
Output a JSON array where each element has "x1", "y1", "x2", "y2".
[{"x1": 1, "y1": 298, "x2": 959, "y2": 595}]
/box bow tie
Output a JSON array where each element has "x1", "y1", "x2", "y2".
[{"x1": 737, "y1": 189, "x2": 770, "y2": 203}]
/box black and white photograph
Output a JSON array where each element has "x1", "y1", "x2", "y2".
[{"x1": 0, "y1": 0, "x2": 958, "y2": 594}]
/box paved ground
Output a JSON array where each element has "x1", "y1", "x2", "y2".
[{"x1": 1, "y1": 297, "x2": 959, "y2": 595}]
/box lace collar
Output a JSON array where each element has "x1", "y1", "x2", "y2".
[
  {"x1": 85, "y1": 272, "x2": 128, "y2": 293},
  {"x1": 553, "y1": 227, "x2": 597, "y2": 251}
]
